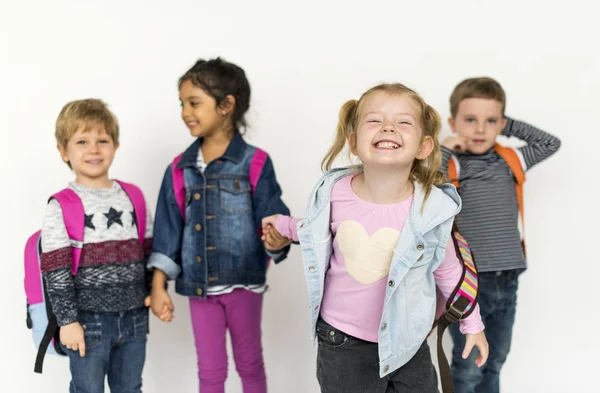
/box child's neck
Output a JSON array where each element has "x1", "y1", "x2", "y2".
[
  {"x1": 74, "y1": 175, "x2": 113, "y2": 190},
  {"x1": 354, "y1": 165, "x2": 413, "y2": 205},
  {"x1": 201, "y1": 126, "x2": 235, "y2": 164}
]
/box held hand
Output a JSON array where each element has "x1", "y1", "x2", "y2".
[
  {"x1": 261, "y1": 215, "x2": 279, "y2": 232},
  {"x1": 60, "y1": 322, "x2": 86, "y2": 357},
  {"x1": 463, "y1": 331, "x2": 489, "y2": 368},
  {"x1": 263, "y1": 226, "x2": 292, "y2": 250},
  {"x1": 150, "y1": 287, "x2": 174, "y2": 322}
]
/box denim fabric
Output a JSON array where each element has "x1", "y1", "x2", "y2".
[
  {"x1": 149, "y1": 133, "x2": 290, "y2": 297},
  {"x1": 61, "y1": 307, "x2": 148, "y2": 393},
  {"x1": 296, "y1": 167, "x2": 461, "y2": 377},
  {"x1": 316, "y1": 318, "x2": 439, "y2": 393},
  {"x1": 450, "y1": 269, "x2": 521, "y2": 393}
]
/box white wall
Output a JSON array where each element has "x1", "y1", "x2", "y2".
[{"x1": 1, "y1": 1, "x2": 598, "y2": 392}]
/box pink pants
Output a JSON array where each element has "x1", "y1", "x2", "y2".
[{"x1": 189, "y1": 289, "x2": 266, "y2": 393}]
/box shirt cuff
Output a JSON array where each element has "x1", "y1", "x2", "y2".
[{"x1": 147, "y1": 252, "x2": 181, "y2": 280}]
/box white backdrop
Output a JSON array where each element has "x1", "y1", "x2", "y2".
[{"x1": 1, "y1": 1, "x2": 599, "y2": 392}]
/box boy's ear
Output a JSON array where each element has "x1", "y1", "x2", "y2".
[
  {"x1": 499, "y1": 117, "x2": 507, "y2": 134},
  {"x1": 448, "y1": 117, "x2": 457, "y2": 134},
  {"x1": 57, "y1": 144, "x2": 69, "y2": 163},
  {"x1": 219, "y1": 95, "x2": 236, "y2": 116}
]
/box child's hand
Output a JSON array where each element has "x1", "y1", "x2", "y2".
[
  {"x1": 263, "y1": 225, "x2": 292, "y2": 251},
  {"x1": 463, "y1": 331, "x2": 489, "y2": 368},
  {"x1": 261, "y1": 215, "x2": 279, "y2": 232},
  {"x1": 60, "y1": 321, "x2": 86, "y2": 357},
  {"x1": 150, "y1": 288, "x2": 174, "y2": 323},
  {"x1": 442, "y1": 136, "x2": 467, "y2": 152}
]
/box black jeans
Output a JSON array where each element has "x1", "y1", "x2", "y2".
[{"x1": 316, "y1": 318, "x2": 439, "y2": 393}]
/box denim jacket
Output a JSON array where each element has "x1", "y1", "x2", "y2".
[
  {"x1": 148, "y1": 133, "x2": 290, "y2": 297},
  {"x1": 296, "y1": 167, "x2": 461, "y2": 377}
]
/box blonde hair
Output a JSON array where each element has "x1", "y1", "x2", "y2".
[
  {"x1": 56, "y1": 98, "x2": 119, "y2": 150},
  {"x1": 321, "y1": 83, "x2": 445, "y2": 201},
  {"x1": 449, "y1": 77, "x2": 506, "y2": 118}
]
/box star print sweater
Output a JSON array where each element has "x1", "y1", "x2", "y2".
[{"x1": 40, "y1": 181, "x2": 153, "y2": 326}]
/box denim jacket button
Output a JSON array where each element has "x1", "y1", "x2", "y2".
[
  {"x1": 308, "y1": 266, "x2": 315, "y2": 272},
  {"x1": 298, "y1": 221, "x2": 305, "y2": 229},
  {"x1": 383, "y1": 365, "x2": 389, "y2": 373},
  {"x1": 388, "y1": 280, "x2": 395, "y2": 287},
  {"x1": 196, "y1": 288, "x2": 203, "y2": 296},
  {"x1": 381, "y1": 323, "x2": 387, "y2": 331},
  {"x1": 196, "y1": 256, "x2": 202, "y2": 263},
  {"x1": 195, "y1": 224, "x2": 202, "y2": 231},
  {"x1": 417, "y1": 255, "x2": 423, "y2": 261},
  {"x1": 194, "y1": 193, "x2": 201, "y2": 200},
  {"x1": 417, "y1": 244, "x2": 424, "y2": 251}
]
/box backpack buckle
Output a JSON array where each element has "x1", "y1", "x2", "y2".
[{"x1": 444, "y1": 305, "x2": 464, "y2": 324}]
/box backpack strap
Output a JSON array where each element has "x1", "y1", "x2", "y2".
[
  {"x1": 447, "y1": 155, "x2": 461, "y2": 189},
  {"x1": 494, "y1": 144, "x2": 526, "y2": 232},
  {"x1": 249, "y1": 148, "x2": 268, "y2": 194},
  {"x1": 434, "y1": 227, "x2": 480, "y2": 393},
  {"x1": 51, "y1": 189, "x2": 85, "y2": 275},
  {"x1": 114, "y1": 180, "x2": 146, "y2": 243},
  {"x1": 34, "y1": 189, "x2": 84, "y2": 373},
  {"x1": 171, "y1": 148, "x2": 268, "y2": 219},
  {"x1": 171, "y1": 154, "x2": 186, "y2": 218}
]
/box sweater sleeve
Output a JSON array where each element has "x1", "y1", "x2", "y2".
[
  {"x1": 502, "y1": 117, "x2": 561, "y2": 171},
  {"x1": 40, "y1": 199, "x2": 79, "y2": 326}
]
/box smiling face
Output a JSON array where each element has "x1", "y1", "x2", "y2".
[
  {"x1": 449, "y1": 97, "x2": 507, "y2": 154},
  {"x1": 179, "y1": 79, "x2": 232, "y2": 138},
  {"x1": 350, "y1": 91, "x2": 433, "y2": 170},
  {"x1": 58, "y1": 124, "x2": 118, "y2": 187}
]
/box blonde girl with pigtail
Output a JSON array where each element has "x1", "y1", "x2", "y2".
[{"x1": 262, "y1": 83, "x2": 488, "y2": 393}]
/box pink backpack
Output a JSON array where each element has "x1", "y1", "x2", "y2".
[{"x1": 24, "y1": 180, "x2": 147, "y2": 373}]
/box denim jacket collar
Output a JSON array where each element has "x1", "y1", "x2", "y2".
[
  {"x1": 304, "y1": 166, "x2": 461, "y2": 234},
  {"x1": 176, "y1": 132, "x2": 247, "y2": 169}
]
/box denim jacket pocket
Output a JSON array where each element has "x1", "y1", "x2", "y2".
[{"x1": 220, "y1": 179, "x2": 252, "y2": 213}]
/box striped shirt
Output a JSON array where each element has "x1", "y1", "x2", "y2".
[{"x1": 440, "y1": 117, "x2": 561, "y2": 272}]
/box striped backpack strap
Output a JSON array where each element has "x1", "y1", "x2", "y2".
[
  {"x1": 494, "y1": 144, "x2": 527, "y2": 253},
  {"x1": 434, "y1": 223, "x2": 479, "y2": 393},
  {"x1": 447, "y1": 155, "x2": 461, "y2": 188}
]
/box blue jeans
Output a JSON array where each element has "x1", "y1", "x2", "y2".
[
  {"x1": 449, "y1": 269, "x2": 521, "y2": 393},
  {"x1": 61, "y1": 307, "x2": 148, "y2": 393}
]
